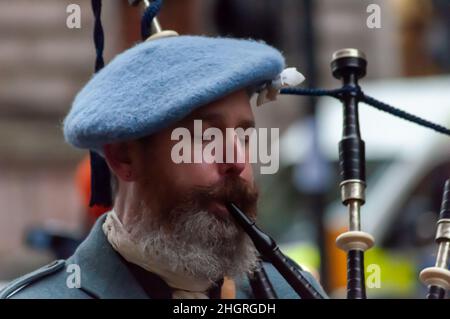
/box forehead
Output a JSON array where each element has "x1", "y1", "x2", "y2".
[
  {"x1": 183, "y1": 89, "x2": 254, "y2": 124},
  {"x1": 137, "y1": 90, "x2": 255, "y2": 149}
]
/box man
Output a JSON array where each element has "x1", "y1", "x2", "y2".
[{"x1": 1, "y1": 35, "x2": 326, "y2": 299}]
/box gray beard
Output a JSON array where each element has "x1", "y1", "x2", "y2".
[{"x1": 126, "y1": 204, "x2": 259, "y2": 283}]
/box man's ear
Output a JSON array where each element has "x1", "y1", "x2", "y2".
[{"x1": 103, "y1": 142, "x2": 135, "y2": 182}]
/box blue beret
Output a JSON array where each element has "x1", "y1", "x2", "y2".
[{"x1": 63, "y1": 36, "x2": 285, "y2": 150}]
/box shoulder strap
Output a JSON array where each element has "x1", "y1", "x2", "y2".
[{"x1": 0, "y1": 260, "x2": 65, "y2": 299}]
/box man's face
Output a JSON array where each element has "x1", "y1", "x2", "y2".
[
  {"x1": 108, "y1": 89, "x2": 260, "y2": 281},
  {"x1": 133, "y1": 89, "x2": 259, "y2": 227}
]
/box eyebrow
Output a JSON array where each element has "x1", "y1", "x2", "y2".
[{"x1": 195, "y1": 112, "x2": 255, "y2": 129}]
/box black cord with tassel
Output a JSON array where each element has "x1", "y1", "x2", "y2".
[{"x1": 89, "y1": 0, "x2": 112, "y2": 207}]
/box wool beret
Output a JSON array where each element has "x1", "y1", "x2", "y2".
[{"x1": 63, "y1": 35, "x2": 285, "y2": 150}]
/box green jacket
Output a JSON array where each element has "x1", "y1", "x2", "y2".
[{"x1": 0, "y1": 215, "x2": 327, "y2": 299}]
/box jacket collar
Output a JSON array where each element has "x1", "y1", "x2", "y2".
[{"x1": 67, "y1": 214, "x2": 148, "y2": 299}]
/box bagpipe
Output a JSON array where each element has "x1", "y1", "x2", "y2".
[
  {"x1": 228, "y1": 48, "x2": 450, "y2": 299},
  {"x1": 91, "y1": 0, "x2": 450, "y2": 299}
]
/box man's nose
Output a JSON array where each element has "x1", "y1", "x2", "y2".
[{"x1": 217, "y1": 131, "x2": 246, "y2": 176}]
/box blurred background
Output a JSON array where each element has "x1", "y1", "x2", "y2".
[{"x1": 0, "y1": 0, "x2": 449, "y2": 298}]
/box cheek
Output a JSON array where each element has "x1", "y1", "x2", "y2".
[
  {"x1": 146, "y1": 141, "x2": 216, "y2": 187},
  {"x1": 172, "y1": 162, "x2": 255, "y2": 188},
  {"x1": 157, "y1": 135, "x2": 219, "y2": 187},
  {"x1": 170, "y1": 162, "x2": 219, "y2": 187},
  {"x1": 146, "y1": 135, "x2": 255, "y2": 189},
  {"x1": 240, "y1": 162, "x2": 255, "y2": 184}
]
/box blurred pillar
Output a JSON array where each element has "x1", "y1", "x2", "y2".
[
  {"x1": 393, "y1": 0, "x2": 439, "y2": 76},
  {"x1": 213, "y1": 0, "x2": 281, "y2": 47},
  {"x1": 298, "y1": 0, "x2": 330, "y2": 291}
]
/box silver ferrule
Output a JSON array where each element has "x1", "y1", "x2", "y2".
[
  {"x1": 435, "y1": 219, "x2": 450, "y2": 241},
  {"x1": 340, "y1": 179, "x2": 366, "y2": 205},
  {"x1": 435, "y1": 241, "x2": 450, "y2": 269},
  {"x1": 332, "y1": 48, "x2": 366, "y2": 61}
]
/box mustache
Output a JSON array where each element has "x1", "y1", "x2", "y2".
[{"x1": 184, "y1": 176, "x2": 259, "y2": 218}]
